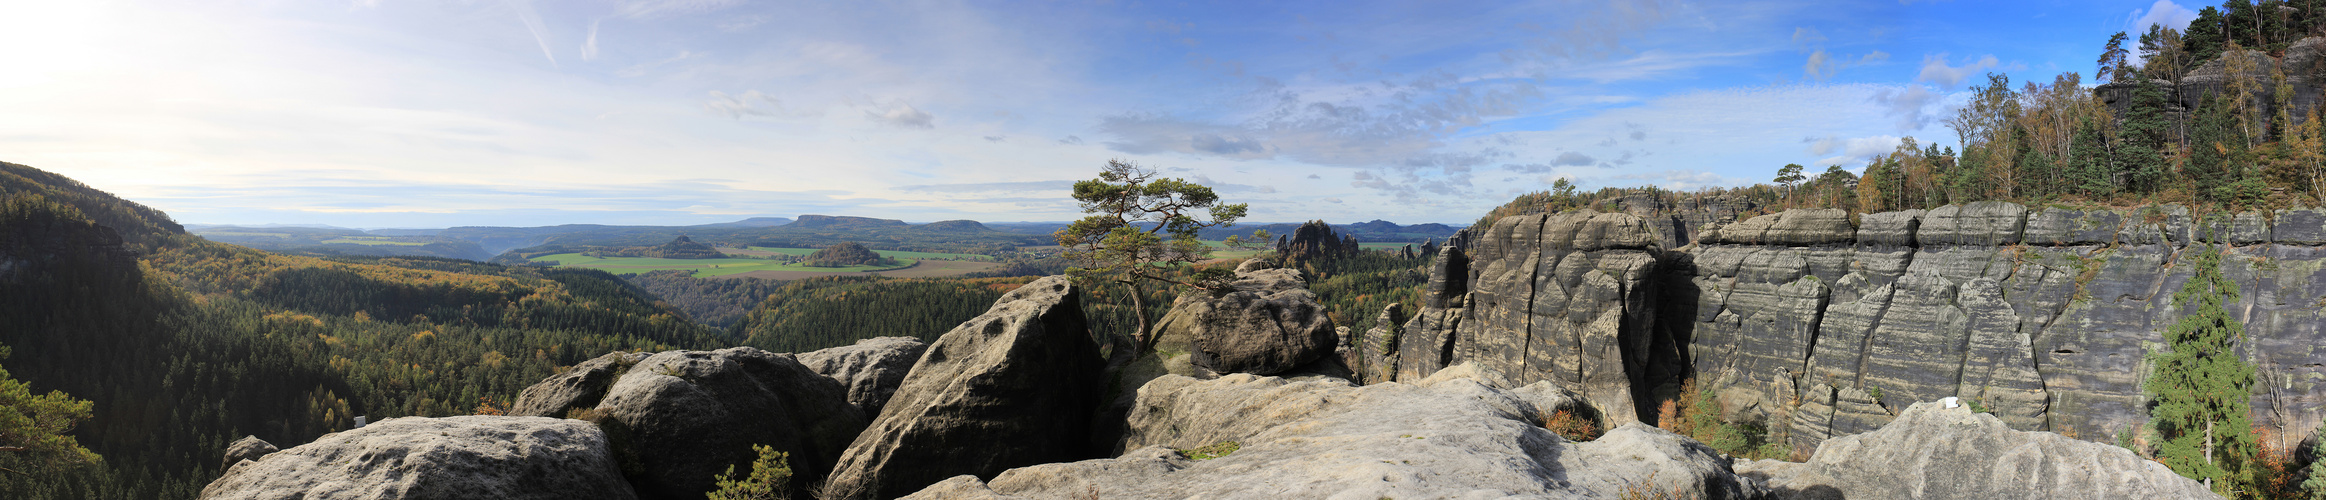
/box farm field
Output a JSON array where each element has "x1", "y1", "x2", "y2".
[
  {"x1": 711, "y1": 259, "x2": 999, "y2": 280},
  {"x1": 528, "y1": 253, "x2": 911, "y2": 277},
  {"x1": 719, "y1": 246, "x2": 992, "y2": 260}
]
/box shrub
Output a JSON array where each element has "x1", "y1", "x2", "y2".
[
  {"x1": 708, "y1": 444, "x2": 791, "y2": 500},
  {"x1": 1543, "y1": 407, "x2": 1603, "y2": 442}
]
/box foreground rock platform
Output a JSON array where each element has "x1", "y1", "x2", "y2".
[
  {"x1": 198, "y1": 416, "x2": 636, "y2": 500},
  {"x1": 908, "y1": 363, "x2": 1768, "y2": 499}
]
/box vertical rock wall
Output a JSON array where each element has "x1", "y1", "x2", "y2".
[{"x1": 1385, "y1": 203, "x2": 2326, "y2": 450}]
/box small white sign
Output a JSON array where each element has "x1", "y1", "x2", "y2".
[{"x1": 1940, "y1": 397, "x2": 1960, "y2": 409}]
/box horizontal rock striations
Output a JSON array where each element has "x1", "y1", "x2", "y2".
[{"x1": 1381, "y1": 203, "x2": 2326, "y2": 451}]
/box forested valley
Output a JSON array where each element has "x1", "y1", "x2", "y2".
[{"x1": 0, "y1": 159, "x2": 1441, "y2": 499}]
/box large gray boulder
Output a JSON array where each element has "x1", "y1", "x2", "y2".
[
  {"x1": 509, "y1": 351, "x2": 648, "y2": 417},
  {"x1": 1737, "y1": 402, "x2": 2217, "y2": 500},
  {"x1": 824, "y1": 276, "x2": 1106, "y2": 500},
  {"x1": 796, "y1": 336, "x2": 928, "y2": 416},
  {"x1": 199, "y1": 416, "x2": 636, "y2": 500},
  {"x1": 1150, "y1": 267, "x2": 1337, "y2": 375},
  {"x1": 594, "y1": 347, "x2": 865, "y2": 499},
  {"x1": 906, "y1": 363, "x2": 1767, "y2": 499},
  {"x1": 220, "y1": 435, "x2": 276, "y2": 471}
]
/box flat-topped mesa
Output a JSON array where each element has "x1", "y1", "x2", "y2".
[{"x1": 1378, "y1": 202, "x2": 2326, "y2": 451}]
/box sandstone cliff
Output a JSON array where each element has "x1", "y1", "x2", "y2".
[{"x1": 1383, "y1": 203, "x2": 2326, "y2": 450}]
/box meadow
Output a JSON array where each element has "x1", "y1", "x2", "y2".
[{"x1": 526, "y1": 246, "x2": 994, "y2": 278}]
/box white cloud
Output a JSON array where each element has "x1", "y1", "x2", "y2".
[
  {"x1": 2128, "y1": 0, "x2": 2198, "y2": 34},
  {"x1": 866, "y1": 101, "x2": 935, "y2": 129},
  {"x1": 1916, "y1": 53, "x2": 1998, "y2": 87}
]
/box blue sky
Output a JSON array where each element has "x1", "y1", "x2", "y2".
[{"x1": 0, "y1": 0, "x2": 2204, "y2": 227}]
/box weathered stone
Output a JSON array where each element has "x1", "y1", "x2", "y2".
[
  {"x1": 796, "y1": 336, "x2": 927, "y2": 416},
  {"x1": 909, "y1": 366, "x2": 1767, "y2": 499},
  {"x1": 2276, "y1": 208, "x2": 2326, "y2": 244},
  {"x1": 1353, "y1": 303, "x2": 1403, "y2": 384},
  {"x1": 2023, "y1": 207, "x2": 2122, "y2": 246},
  {"x1": 825, "y1": 276, "x2": 1105, "y2": 500},
  {"x1": 1853, "y1": 209, "x2": 1922, "y2": 248},
  {"x1": 1756, "y1": 209, "x2": 1855, "y2": 246},
  {"x1": 509, "y1": 351, "x2": 647, "y2": 417},
  {"x1": 1150, "y1": 268, "x2": 1337, "y2": 375},
  {"x1": 1919, "y1": 202, "x2": 2027, "y2": 246},
  {"x1": 199, "y1": 416, "x2": 637, "y2": 500},
  {"x1": 1739, "y1": 402, "x2": 2216, "y2": 500},
  {"x1": 594, "y1": 347, "x2": 864, "y2": 499},
  {"x1": 220, "y1": 435, "x2": 276, "y2": 471}
]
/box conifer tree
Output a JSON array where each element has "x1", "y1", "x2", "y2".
[
  {"x1": 2119, "y1": 78, "x2": 2173, "y2": 193},
  {"x1": 2099, "y1": 31, "x2": 2132, "y2": 84},
  {"x1": 2069, "y1": 116, "x2": 2114, "y2": 197},
  {"x1": 2186, "y1": 7, "x2": 2230, "y2": 66},
  {"x1": 2305, "y1": 417, "x2": 2326, "y2": 498},
  {"x1": 2189, "y1": 93, "x2": 2243, "y2": 204},
  {"x1": 2149, "y1": 244, "x2": 2258, "y2": 497}
]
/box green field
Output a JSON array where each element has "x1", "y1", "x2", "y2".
[
  {"x1": 740, "y1": 247, "x2": 990, "y2": 260},
  {"x1": 529, "y1": 253, "x2": 914, "y2": 277},
  {"x1": 321, "y1": 237, "x2": 428, "y2": 246}
]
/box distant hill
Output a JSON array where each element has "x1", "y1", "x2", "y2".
[
  {"x1": 981, "y1": 219, "x2": 1461, "y2": 243},
  {"x1": 800, "y1": 241, "x2": 891, "y2": 267},
  {"x1": 1, "y1": 160, "x2": 185, "y2": 249},
  {"x1": 190, "y1": 225, "x2": 496, "y2": 261},
  {"x1": 651, "y1": 235, "x2": 723, "y2": 259},
  {"x1": 694, "y1": 217, "x2": 794, "y2": 228},
  {"x1": 914, "y1": 220, "x2": 990, "y2": 233},
  {"x1": 788, "y1": 214, "x2": 910, "y2": 230}
]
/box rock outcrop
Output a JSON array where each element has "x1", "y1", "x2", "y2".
[
  {"x1": 2097, "y1": 39, "x2": 2326, "y2": 146},
  {"x1": 1377, "y1": 203, "x2": 2326, "y2": 452},
  {"x1": 1149, "y1": 267, "x2": 1337, "y2": 376},
  {"x1": 508, "y1": 351, "x2": 647, "y2": 417},
  {"x1": 1392, "y1": 211, "x2": 1664, "y2": 425},
  {"x1": 220, "y1": 435, "x2": 276, "y2": 470},
  {"x1": 796, "y1": 336, "x2": 928, "y2": 416},
  {"x1": 199, "y1": 416, "x2": 637, "y2": 500},
  {"x1": 824, "y1": 275, "x2": 1106, "y2": 500},
  {"x1": 593, "y1": 347, "x2": 864, "y2": 499},
  {"x1": 905, "y1": 364, "x2": 1768, "y2": 499},
  {"x1": 1738, "y1": 402, "x2": 2217, "y2": 499}
]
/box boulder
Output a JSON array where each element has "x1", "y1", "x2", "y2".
[
  {"x1": 907, "y1": 364, "x2": 1768, "y2": 499},
  {"x1": 198, "y1": 416, "x2": 636, "y2": 500},
  {"x1": 593, "y1": 347, "x2": 864, "y2": 499},
  {"x1": 823, "y1": 275, "x2": 1106, "y2": 500},
  {"x1": 220, "y1": 435, "x2": 276, "y2": 471},
  {"x1": 1149, "y1": 268, "x2": 1336, "y2": 375},
  {"x1": 1737, "y1": 402, "x2": 2216, "y2": 500},
  {"x1": 508, "y1": 351, "x2": 648, "y2": 417},
  {"x1": 796, "y1": 336, "x2": 928, "y2": 416}
]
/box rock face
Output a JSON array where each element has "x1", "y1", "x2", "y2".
[
  {"x1": 220, "y1": 435, "x2": 277, "y2": 470},
  {"x1": 904, "y1": 364, "x2": 1768, "y2": 499},
  {"x1": 593, "y1": 347, "x2": 864, "y2": 499},
  {"x1": 2097, "y1": 39, "x2": 2326, "y2": 146},
  {"x1": 1737, "y1": 402, "x2": 2217, "y2": 500},
  {"x1": 796, "y1": 336, "x2": 928, "y2": 416},
  {"x1": 199, "y1": 416, "x2": 637, "y2": 500},
  {"x1": 1369, "y1": 203, "x2": 2326, "y2": 453},
  {"x1": 824, "y1": 275, "x2": 1106, "y2": 500},
  {"x1": 1391, "y1": 211, "x2": 1664, "y2": 425},
  {"x1": 1149, "y1": 268, "x2": 1337, "y2": 375},
  {"x1": 508, "y1": 351, "x2": 648, "y2": 417}
]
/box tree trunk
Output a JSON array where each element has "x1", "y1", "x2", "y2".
[{"x1": 1128, "y1": 281, "x2": 1152, "y2": 359}]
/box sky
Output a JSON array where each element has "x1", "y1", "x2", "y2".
[{"x1": 0, "y1": 0, "x2": 2209, "y2": 227}]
